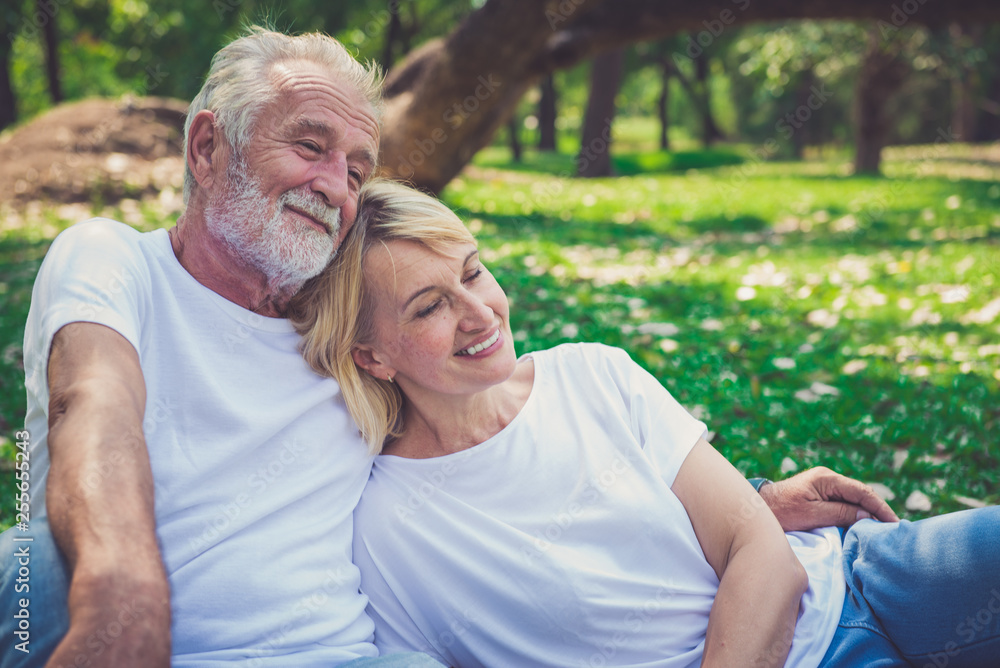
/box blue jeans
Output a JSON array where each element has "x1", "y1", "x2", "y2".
[
  {"x1": 0, "y1": 518, "x2": 444, "y2": 668},
  {"x1": 0, "y1": 518, "x2": 70, "y2": 668},
  {"x1": 820, "y1": 507, "x2": 1000, "y2": 668}
]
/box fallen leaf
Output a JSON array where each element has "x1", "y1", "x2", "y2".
[
  {"x1": 867, "y1": 482, "x2": 896, "y2": 501},
  {"x1": 905, "y1": 490, "x2": 933, "y2": 512}
]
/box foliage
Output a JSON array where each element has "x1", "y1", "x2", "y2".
[{"x1": 724, "y1": 21, "x2": 866, "y2": 148}]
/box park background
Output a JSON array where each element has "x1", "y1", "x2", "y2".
[{"x1": 1, "y1": 0, "x2": 999, "y2": 529}]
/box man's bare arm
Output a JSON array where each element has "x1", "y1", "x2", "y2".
[{"x1": 44, "y1": 323, "x2": 170, "y2": 667}]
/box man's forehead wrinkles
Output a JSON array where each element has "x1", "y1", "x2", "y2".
[
  {"x1": 287, "y1": 118, "x2": 332, "y2": 137},
  {"x1": 271, "y1": 66, "x2": 376, "y2": 118}
]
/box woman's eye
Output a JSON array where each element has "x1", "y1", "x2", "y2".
[
  {"x1": 416, "y1": 300, "x2": 442, "y2": 318},
  {"x1": 464, "y1": 267, "x2": 483, "y2": 283}
]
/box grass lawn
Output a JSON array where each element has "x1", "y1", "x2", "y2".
[{"x1": 1, "y1": 143, "x2": 998, "y2": 529}]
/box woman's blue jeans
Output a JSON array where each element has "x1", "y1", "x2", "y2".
[{"x1": 820, "y1": 507, "x2": 1000, "y2": 668}]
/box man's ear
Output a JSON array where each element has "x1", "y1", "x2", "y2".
[
  {"x1": 187, "y1": 110, "x2": 223, "y2": 191},
  {"x1": 352, "y1": 345, "x2": 394, "y2": 382}
]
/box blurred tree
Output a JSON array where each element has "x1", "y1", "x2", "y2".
[
  {"x1": 0, "y1": 4, "x2": 21, "y2": 130},
  {"x1": 853, "y1": 26, "x2": 919, "y2": 174},
  {"x1": 38, "y1": 0, "x2": 62, "y2": 104},
  {"x1": 506, "y1": 114, "x2": 522, "y2": 162},
  {"x1": 669, "y1": 36, "x2": 727, "y2": 148},
  {"x1": 726, "y1": 22, "x2": 866, "y2": 158},
  {"x1": 577, "y1": 48, "x2": 624, "y2": 177},
  {"x1": 537, "y1": 73, "x2": 557, "y2": 151},
  {"x1": 946, "y1": 23, "x2": 981, "y2": 142},
  {"x1": 631, "y1": 37, "x2": 692, "y2": 151}
]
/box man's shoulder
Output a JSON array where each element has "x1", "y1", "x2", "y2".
[
  {"x1": 53, "y1": 217, "x2": 150, "y2": 247},
  {"x1": 45, "y1": 218, "x2": 163, "y2": 271}
]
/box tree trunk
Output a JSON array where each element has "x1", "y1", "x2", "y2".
[
  {"x1": 375, "y1": 0, "x2": 1000, "y2": 194},
  {"x1": 39, "y1": 0, "x2": 63, "y2": 104},
  {"x1": 658, "y1": 63, "x2": 670, "y2": 150},
  {"x1": 853, "y1": 28, "x2": 909, "y2": 174},
  {"x1": 577, "y1": 48, "x2": 624, "y2": 178},
  {"x1": 949, "y1": 23, "x2": 981, "y2": 142},
  {"x1": 382, "y1": 7, "x2": 404, "y2": 70},
  {"x1": 694, "y1": 54, "x2": 722, "y2": 146},
  {"x1": 0, "y1": 35, "x2": 15, "y2": 131},
  {"x1": 978, "y1": 67, "x2": 1000, "y2": 141},
  {"x1": 537, "y1": 73, "x2": 557, "y2": 151},
  {"x1": 663, "y1": 52, "x2": 723, "y2": 150},
  {"x1": 507, "y1": 116, "x2": 522, "y2": 162},
  {"x1": 0, "y1": 5, "x2": 18, "y2": 131},
  {"x1": 791, "y1": 68, "x2": 815, "y2": 159}
]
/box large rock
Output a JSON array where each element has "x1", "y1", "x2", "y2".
[{"x1": 0, "y1": 96, "x2": 189, "y2": 207}]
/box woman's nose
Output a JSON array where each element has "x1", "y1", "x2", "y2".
[{"x1": 459, "y1": 294, "x2": 493, "y2": 330}]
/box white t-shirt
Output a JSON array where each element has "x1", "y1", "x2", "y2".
[
  {"x1": 354, "y1": 343, "x2": 845, "y2": 667},
  {"x1": 24, "y1": 219, "x2": 378, "y2": 666}
]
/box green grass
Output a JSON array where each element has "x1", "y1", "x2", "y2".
[{"x1": 1, "y1": 145, "x2": 998, "y2": 529}]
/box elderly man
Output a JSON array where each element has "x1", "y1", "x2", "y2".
[
  {"x1": 0, "y1": 26, "x2": 894, "y2": 668},
  {"x1": 2, "y1": 27, "x2": 441, "y2": 668}
]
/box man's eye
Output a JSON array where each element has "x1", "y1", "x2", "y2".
[
  {"x1": 349, "y1": 168, "x2": 364, "y2": 185},
  {"x1": 299, "y1": 141, "x2": 321, "y2": 152}
]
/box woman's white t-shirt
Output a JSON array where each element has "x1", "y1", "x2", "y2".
[{"x1": 354, "y1": 343, "x2": 845, "y2": 667}]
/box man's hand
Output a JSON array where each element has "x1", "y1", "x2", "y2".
[
  {"x1": 760, "y1": 467, "x2": 900, "y2": 532},
  {"x1": 46, "y1": 572, "x2": 170, "y2": 668}
]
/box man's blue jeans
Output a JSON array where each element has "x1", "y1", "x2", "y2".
[
  {"x1": 0, "y1": 518, "x2": 444, "y2": 667},
  {"x1": 0, "y1": 518, "x2": 68, "y2": 667},
  {"x1": 820, "y1": 507, "x2": 1000, "y2": 668}
]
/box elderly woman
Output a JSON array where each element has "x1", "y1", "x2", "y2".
[{"x1": 291, "y1": 179, "x2": 999, "y2": 668}]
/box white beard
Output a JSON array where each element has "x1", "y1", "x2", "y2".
[{"x1": 204, "y1": 155, "x2": 341, "y2": 291}]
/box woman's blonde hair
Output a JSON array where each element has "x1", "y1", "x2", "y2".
[{"x1": 290, "y1": 178, "x2": 476, "y2": 453}]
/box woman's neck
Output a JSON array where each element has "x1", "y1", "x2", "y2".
[{"x1": 384, "y1": 359, "x2": 534, "y2": 459}]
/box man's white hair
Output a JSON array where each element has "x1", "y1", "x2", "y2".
[{"x1": 182, "y1": 25, "x2": 383, "y2": 203}]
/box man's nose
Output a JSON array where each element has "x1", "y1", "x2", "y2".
[{"x1": 311, "y1": 152, "x2": 349, "y2": 208}]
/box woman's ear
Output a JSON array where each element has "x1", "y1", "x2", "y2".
[{"x1": 352, "y1": 345, "x2": 394, "y2": 382}]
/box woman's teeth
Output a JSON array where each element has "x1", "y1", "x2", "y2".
[{"x1": 458, "y1": 329, "x2": 500, "y2": 356}]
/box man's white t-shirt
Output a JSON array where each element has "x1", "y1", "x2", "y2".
[
  {"x1": 24, "y1": 219, "x2": 378, "y2": 665},
  {"x1": 354, "y1": 343, "x2": 846, "y2": 667}
]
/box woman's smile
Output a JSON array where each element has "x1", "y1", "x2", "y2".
[{"x1": 456, "y1": 328, "x2": 501, "y2": 357}]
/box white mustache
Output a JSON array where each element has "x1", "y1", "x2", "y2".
[{"x1": 281, "y1": 189, "x2": 341, "y2": 234}]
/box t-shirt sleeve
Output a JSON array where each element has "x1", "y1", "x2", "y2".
[
  {"x1": 601, "y1": 345, "x2": 708, "y2": 487},
  {"x1": 25, "y1": 219, "x2": 148, "y2": 386},
  {"x1": 353, "y1": 525, "x2": 449, "y2": 665}
]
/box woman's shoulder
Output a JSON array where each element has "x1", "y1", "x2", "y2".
[{"x1": 527, "y1": 341, "x2": 630, "y2": 364}]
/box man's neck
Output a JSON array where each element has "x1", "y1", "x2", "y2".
[{"x1": 169, "y1": 212, "x2": 301, "y2": 318}]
